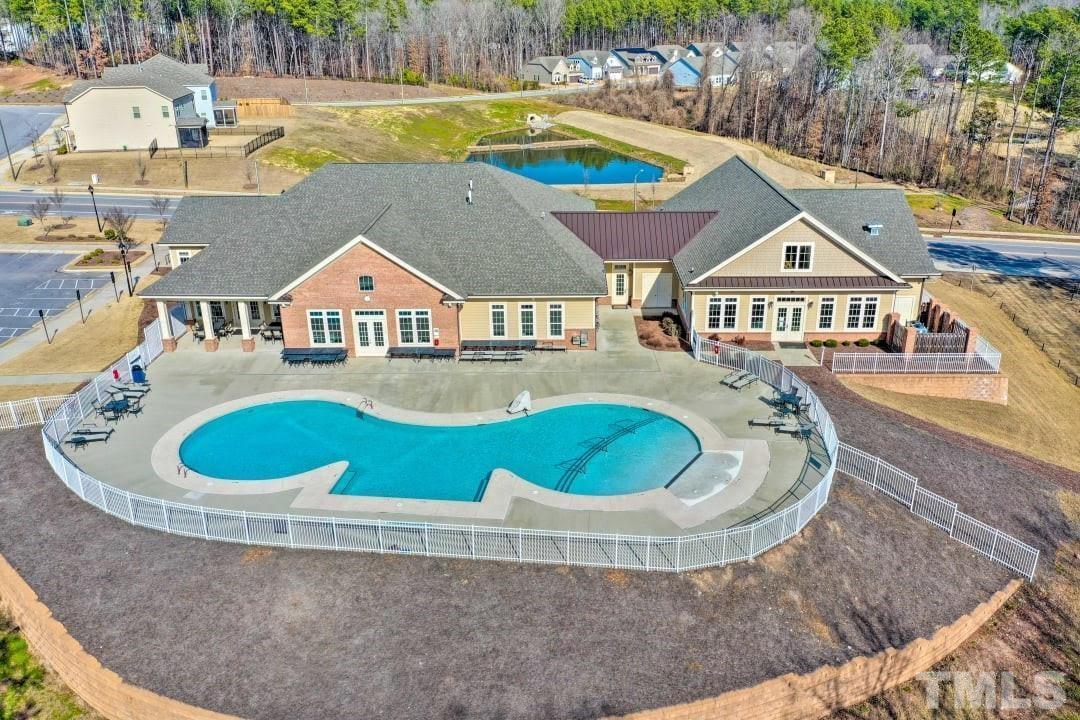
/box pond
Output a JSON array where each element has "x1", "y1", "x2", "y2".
[
  {"x1": 474, "y1": 128, "x2": 575, "y2": 145},
  {"x1": 467, "y1": 132, "x2": 665, "y2": 185}
]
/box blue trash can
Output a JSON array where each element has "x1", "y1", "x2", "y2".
[{"x1": 131, "y1": 364, "x2": 146, "y2": 383}]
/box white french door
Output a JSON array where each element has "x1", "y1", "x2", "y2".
[
  {"x1": 772, "y1": 298, "x2": 806, "y2": 342},
  {"x1": 352, "y1": 310, "x2": 388, "y2": 356}
]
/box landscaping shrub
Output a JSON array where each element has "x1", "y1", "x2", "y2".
[
  {"x1": 733, "y1": 335, "x2": 746, "y2": 345},
  {"x1": 809, "y1": 339, "x2": 823, "y2": 347},
  {"x1": 823, "y1": 339, "x2": 838, "y2": 348},
  {"x1": 841, "y1": 340, "x2": 851, "y2": 346},
  {"x1": 659, "y1": 315, "x2": 681, "y2": 338},
  {"x1": 856, "y1": 338, "x2": 871, "y2": 347},
  {"x1": 103, "y1": 228, "x2": 116, "y2": 240}
]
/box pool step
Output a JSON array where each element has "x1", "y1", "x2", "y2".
[{"x1": 555, "y1": 416, "x2": 662, "y2": 493}]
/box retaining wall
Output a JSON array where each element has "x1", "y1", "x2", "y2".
[
  {"x1": 845, "y1": 372, "x2": 1009, "y2": 405},
  {"x1": 609, "y1": 579, "x2": 1021, "y2": 720}
]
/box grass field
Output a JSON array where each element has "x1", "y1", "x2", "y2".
[
  {"x1": 947, "y1": 273, "x2": 1080, "y2": 383},
  {"x1": 906, "y1": 192, "x2": 1067, "y2": 235},
  {"x1": 0, "y1": 274, "x2": 158, "y2": 376},
  {"x1": 0, "y1": 383, "x2": 82, "y2": 402},
  {"x1": 840, "y1": 277, "x2": 1080, "y2": 472},
  {"x1": 0, "y1": 615, "x2": 101, "y2": 720},
  {"x1": 0, "y1": 216, "x2": 163, "y2": 246}
]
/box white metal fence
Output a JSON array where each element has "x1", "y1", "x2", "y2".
[
  {"x1": 830, "y1": 348, "x2": 1001, "y2": 374},
  {"x1": 835, "y1": 444, "x2": 1039, "y2": 579},
  {"x1": 23, "y1": 322, "x2": 1035, "y2": 579},
  {"x1": 29, "y1": 322, "x2": 839, "y2": 573},
  {"x1": 0, "y1": 394, "x2": 77, "y2": 431}
]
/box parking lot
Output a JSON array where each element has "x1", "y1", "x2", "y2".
[{"x1": 0, "y1": 252, "x2": 109, "y2": 342}]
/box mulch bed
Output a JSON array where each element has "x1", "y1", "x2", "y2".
[
  {"x1": 74, "y1": 250, "x2": 146, "y2": 268},
  {"x1": 633, "y1": 316, "x2": 687, "y2": 352},
  {"x1": 35, "y1": 234, "x2": 108, "y2": 243}
]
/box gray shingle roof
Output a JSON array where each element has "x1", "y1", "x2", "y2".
[
  {"x1": 671, "y1": 55, "x2": 739, "y2": 76},
  {"x1": 648, "y1": 45, "x2": 688, "y2": 62},
  {"x1": 662, "y1": 156, "x2": 937, "y2": 282},
  {"x1": 526, "y1": 56, "x2": 566, "y2": 73},
  {"x1": 663, "y1": 156, "x2": 802, "y2": 283},
  {"x1": 570, "y1": 50, "x2": 611, "y2": 67},
  {"x1": 65, "y1": 54, "x2": 211, "y2": 103},
  {"x1": 143, "y1": 163, "x2": 605, "y2": 300}
]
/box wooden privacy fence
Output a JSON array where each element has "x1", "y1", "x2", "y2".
[{"x1": 235, "y1": 97, "x2": 294, "y2": 118}]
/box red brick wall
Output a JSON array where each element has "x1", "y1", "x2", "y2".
[
  {"x1": 844, "y1": 372, "x2": 1009, "y2": 405},
  {"x1": 281, "y1": 242, "x2": 459, "y2": 355}
]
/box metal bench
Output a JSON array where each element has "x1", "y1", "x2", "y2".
[{"x1": 281, "y1": 348, "x2": 347, "y2": 365}]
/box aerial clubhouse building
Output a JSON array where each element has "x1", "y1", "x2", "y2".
[{"x1": 142, "y1": 157, "x2": 938, "y2": 355}]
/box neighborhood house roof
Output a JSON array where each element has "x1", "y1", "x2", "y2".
[
  {"x1": 571, "y1": 50, "x2": 611, "y2": 67},
  {"x1": 648, "y1": 45, "x2": 688, "y2": 62},
  {"x1": 551, "y1": 211, "x2": 718, "y2": 260},
  {"x1": 611, "y1": 48, "x2": 663, "y2": 66},
  {"x1": 144, "y1": 163, "x2": 605, "y2": 301},
  {"x1": 662, "y1": 155, "x2": 937, "y2": 281},
  {"x1": 667, "y1": 55, "x2": 738, "y2": 77},
  {"x1": 526, "y1": 56, "x2": 566, "y2": 73},
  {"x1": 65, "y1": 54, "x2": 213, "y2": 103}
]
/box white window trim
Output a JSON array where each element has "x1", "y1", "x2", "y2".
[
  {"x1": 175, "y1": 250, "x2": 191, "y2": 267},
  {"x1": 706, "y1": 297, "x2": 724, "y2": 330},
  {"x1": 781, "y1": 242, "x2": 814, "y2": 273},
  {"x1": 721, "y1": 296, "x2": 738, "y2": 330},
  {"x1": 358, "y1": 275, "x2": 375, "y2": 292},
  {"x1": 860, "y1": 295, "x2": 880, "y2": 330},
  {"x1": 248, "y1": 301, "x2": 262, "y2": 323},
  {"x1": 749, "y1": 296, "x2": 767, "y2": 330},
  {"x1": 307, "y1": 309, "x2": 345, "y2": 346},
  {"x1": 518, "y1": 303, "x2": 536, "y2": 339},
  {"x1": 818, "y1": 296, "x2": 835, "y2": 331},
  {"x1": 396, "y1": 308, "x2": 432, "y2": 346},
  {"x1": 489, "y1": 303, "x2": 507, "y2": 339},
  {"x1": 547, "y1": 302, "x2": 565, "y2": 339},
  {"x1": 845, "y1": 297, "x2": 862, "y2": 330}
]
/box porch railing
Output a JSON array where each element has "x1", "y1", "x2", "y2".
[{"x1": 830, "y1": 350, "x2": 1001, "y2": 374}]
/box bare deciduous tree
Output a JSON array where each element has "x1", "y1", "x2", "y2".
[
  {"x1": 150, "y1": 194, "x2": 172, "y2": 229},
  {"x1": 29, "y1": 198, "x2": 52, "y2": 238},
  {"x1": 50, "y1": 188, "x2": 74, "y2": 228},
  {"x1": 104, "y1": 206, "x2": 135, "y2": 247},
  {"x1": 134, "y1": 152, "x2": 149, "y2": 185}
]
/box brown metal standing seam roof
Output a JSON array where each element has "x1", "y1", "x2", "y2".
[
  {"x1": 691, "y1": 276, "x2": 909, "y2": 289},
  {"x1": 552, "y1": 211, "x2": 718, "y2": 260}
]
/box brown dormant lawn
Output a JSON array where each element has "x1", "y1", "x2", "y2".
[{"x1": 839, "y1": 277, "x2": 1080, "y2": 473}]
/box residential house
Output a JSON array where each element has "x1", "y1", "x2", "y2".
[
  {"x1": 688, "y1": 42, "x2": 727, "y2": 59},
  {"x1": 941, "y1": 57, "x2": 1023, "y2": 84},
  {"x1": 522, "y1": 56, "x2": 570, "y2": 85},
  {"x1": 662, "y1": 56, "x2": 738, "y2": 87},
  {"x1": 569, "y1": 50, "x2": 621, "y2": 81},
  {"x1": 610, "y1": 48, "x2": 664, "y2": 78},
  {"x1": 142, "y1": 157, "x2": 936, "y2": 356},
  {"x1": 63, "y1": 54, "x2": 236, "y2": 152},
  {"x1": 648, "y1": 45, "x2": 689, "y2": 63}
]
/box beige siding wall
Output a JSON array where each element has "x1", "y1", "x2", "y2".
[
  {"x1": 603, "y1": 261, "x2": 677, "y2": 307},
  {"x1": 691, "y1": 290, "x2": 897, "y2": 336},
  {"x1": 67, "y1": 87, "x2": 181, "y2": 151},
  {"x1": 459, "y1": 298, "x2": 595, "y2": 340},
  {"x1": 893, "y1": 278, "x2": 925, "y2": 322},
  {"x1": 706, "y1": 219, "x2": 879, "y2": 278},
  {"x1": 168, "y1": 245, "x2": 206, "y2": 268}
]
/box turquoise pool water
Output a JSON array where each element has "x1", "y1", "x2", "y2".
[
  {"x1": 179, "y1": 400, "x2": 700, "y2": 501},
  {"x1": 465, "y1": 146, "x2": 664, "y2": 184}
]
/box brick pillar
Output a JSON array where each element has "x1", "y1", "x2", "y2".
[
  {"x1": 162, "y1": 338, "x2": 178, "y2": 352},
  {"x1": 203, "y1": 338, "x2": 220, "y2": 352},
  {"x1": 885, "y1": 312, "x2": 901, "y2": 347},
  {"x1": 963, "y1": 325, "x2": 979, "y2": 354},
  {"x1": 902, "y1": 325, "x2": 918, "y2": 354}
]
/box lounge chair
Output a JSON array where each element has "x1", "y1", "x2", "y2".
[
  {"x1": 748, "y1": 417, "x2": 791, "y2": 428},
  {"x1": 459, "y1": 350, "x2": 488, "y2": 362},
  {"x1": 730, "y1": 374, "x2": 759, "y2": 391},
  {"x1": 66, "y1": 433, "x2": 110, "y2": 449},
  {"x1": 73, "y1": 425, "x2": 114, "y2": 439},
  {"x1": 720, "y1": 370, "x2": 750, "y2": 388},
  {"x1": 110, "y1": 384, "x2": 147, "y2": 396},
  {"x1": 775, "y1": 423, "x2": 815, "y2": 439}
]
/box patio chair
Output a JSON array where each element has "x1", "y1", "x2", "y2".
[
  {"x1": 775, "y1": 423, "x2": 814, "y2": 440},
  {"x1": 127, "y1": 397, "x2": 145, "y2": 417},
  {"x1": 193, "y1": 326, "x2": 206, "y2": 342},
  {"x1": 260, "y1": 328, "x2": 275, "y2": 343}
]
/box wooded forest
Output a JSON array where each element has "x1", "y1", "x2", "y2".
[{"x1": 0, "y1": 0, "x2": 1076, "y2": 228}]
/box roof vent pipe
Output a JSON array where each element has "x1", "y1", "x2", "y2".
[{"x1": 466, "y1": 180, "x2": 474, "y2": 205}]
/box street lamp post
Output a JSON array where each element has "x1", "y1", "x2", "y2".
[
  {"x1": 0, "y1": 114, "x2": 15, "y2": 181},
  {"x1": 75, "y1": 289, "x2": 85, "y2": 323},
  {"x1": 38, "y1": 309, "x2": 51, "y2": 343},
  {"x1": 633, "y1": 169, "x2": 644, "y2": 211},
  {"x1": 117, "y1": 239, "x2": 133, "y2": 296},
  {"x1": 87, "y1": 184, "x2": 102, "y2": 232}
]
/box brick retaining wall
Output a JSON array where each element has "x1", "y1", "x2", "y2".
[{"x1": 845, "y1": 372, "x2": 1009, "y2": 405}]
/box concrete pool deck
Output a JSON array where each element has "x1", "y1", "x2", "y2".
[{"x1": 70, "y1": 309, "x2": 825, "y2": 535}]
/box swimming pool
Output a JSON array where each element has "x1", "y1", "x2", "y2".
[{"x1": 179, "y1": 400, "x2": 700, "y2": 501}]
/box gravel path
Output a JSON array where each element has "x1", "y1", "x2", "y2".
[{"x1": 0, "y1": 426, "x2": 1029, "y2": 720}]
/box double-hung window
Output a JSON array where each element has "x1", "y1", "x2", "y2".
[
  {"x1": 308, "y1": 310, "x2": 343, "y2": 345},
  {"x1": 397, "y1": 309, "x2": 431, "y2": 345},
  {"x1": 161, "y1": 105, "x2": 170, "y2": 118},
  {"x1": 519, "y1": 304, "x2": 535, "y2": 338},
  {"x1": 749, "y1": 297, "x2": 766, "y2": 330},
  {"x1": 490, "y1": 303, "x2": 507, "y2": 338},
  {"x1": 209, "y1": 301, "x2": 225, "y2": 322},
  {"x1": 846, "y1": 296, "x2": 878, "y2": 330},
  {"x1": 132, "y1": 106, "x2": 141, "y2": 119},
  {"x1": 358, "y1": 275, "x2": 375, "y2": 292},
  {"x1": 176, "y1": 250, "x2": 191, "y2": 265},
  {"x1": 707, "y1": 297, "x2": 738, "y2": 330},
  {"x1": 248, "y1": 301, "x2": 261, "y2": 323},
  {"x1": 818, "y1": 297, "x2": 835, "y2": 331},
  {"x1": 548, "y1": 303, "x2": 564, "y2": 338},
  {"x1": 782, "y1": 243, "x2": 813, "y2": 271}
]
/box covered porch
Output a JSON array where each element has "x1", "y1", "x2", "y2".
[{"x1": 155, "y1": 299, "x2": 283, "y2": 353}]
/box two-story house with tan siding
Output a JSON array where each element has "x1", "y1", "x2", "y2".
[{"x1": 140, "y1": 157, "x2": 937, "y2": 355}]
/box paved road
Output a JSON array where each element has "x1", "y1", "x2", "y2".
[
  {"x1": 0, "y1": 189, "x2": 176, "y2": 220},
  {"x1": 296, "y1": 84, "x2": 603, "y2": 108},
  {"x1": 927, "y1": 236, "x2": 1080, "y2": 279},
  {"x1": 0, "y1": 105, "x2": 64, "y2": 153}
]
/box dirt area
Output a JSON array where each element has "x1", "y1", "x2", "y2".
[
  {"x1": 838, "y1": 277, "x2": 1080, "y2": 473},
  {"x1": 633, "y1": 315, "x2": 687, "y2": 352},
  {"x1": 905, "y1": 192, "x2": 1062, "y2": 235},
  {"x1": 0, "y1": 217, "x2": 162, "y2": 246},
  {"x1": 215, "y1": 76, "x2": 463, "y2": 103},
  {"x1": 0, "y1": 383, "x2": 82, "y2": 402},
  {"x1": 946, "y1": 273, "x2": 1080, "y2": 383},
  {"x1": 73, "y1": 249, "x2": 146, "y2": 268},
  {"x1": 0, "y1": 274, "x2": 158, "y2": 376},
  {"x1": 0, "y1": 423, "x2": 1033, "y2": 720},
  {"x1": 15, "y1": 148, "x2": 304, "y2": 194},
  {"x1": 554, "y1": 110, "x2": 884, "y2": 190},
  {"x1": 0, "y1": 62, "x2": 72, "y2": 97}
]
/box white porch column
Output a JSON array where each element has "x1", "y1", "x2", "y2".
[
  {"x1": 237, "y1": 301, "x2": 255, "y2": 352},
  {"x1": 199, "y1": 300, "x2": 218, "y2": 351},
  {"x1": 156, "y1": 301, "x2": 177, "y2": 351}
]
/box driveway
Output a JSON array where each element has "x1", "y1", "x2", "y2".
[{"x1": 0, "y1": 105, "x2": 63, "y2": 153}]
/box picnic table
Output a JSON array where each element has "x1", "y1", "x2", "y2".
[{"x1": 387, "y1": 347, "x2": 456, "y2": 362}]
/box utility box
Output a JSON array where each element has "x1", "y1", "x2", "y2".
[{"x1": 16, "y1": 216, "x2": 31, "y2": 227}]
